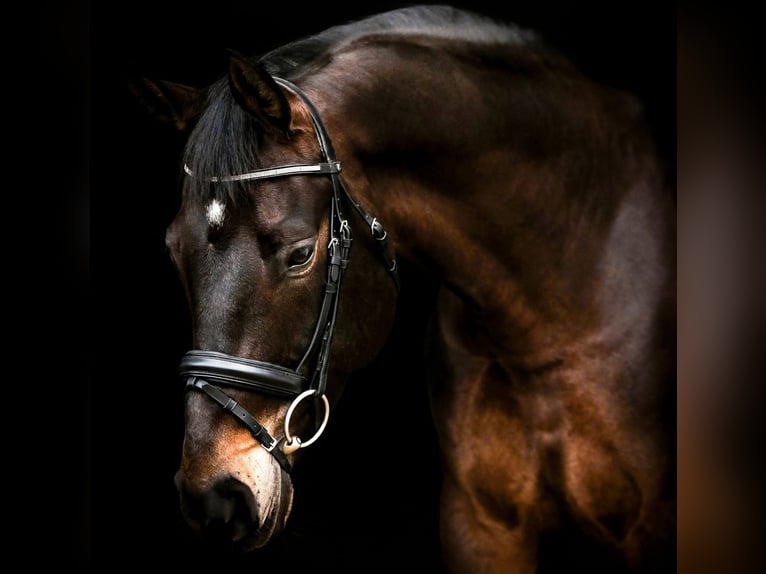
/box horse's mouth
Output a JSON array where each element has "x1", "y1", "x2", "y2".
[
  {"x1": 192, "y1": 514, "x2": 282, "y2": 552},
  {"x1": 176, "y1": 469, "x2": 294, "y2": 552}
]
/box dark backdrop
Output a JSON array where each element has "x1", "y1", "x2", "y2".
[{"x1": 89, "y1": 2, "x2": 674, "y2": 571}]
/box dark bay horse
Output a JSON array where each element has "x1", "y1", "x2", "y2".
[{"x1": 130, "y1": 5, "x2": 675, "y2": 572}]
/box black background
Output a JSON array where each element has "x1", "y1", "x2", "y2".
[{"x1": 84, "y1": 2, "x2": 674, "y2": 571}]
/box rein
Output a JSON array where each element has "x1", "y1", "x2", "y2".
[{"x1": 178, "y1": 77, "x2": 400, "y2": 473}]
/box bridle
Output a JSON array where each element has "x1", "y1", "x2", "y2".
[{"x1": 178, "y1": 77, "x2": 400, "y2": 473}]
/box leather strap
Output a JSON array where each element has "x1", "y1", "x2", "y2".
[
  {"x1": 274, "y1": 77, "x2": 401, "y2": 291},
  {"x1": 186, "y1": 377, "x2": 292, "y2": 473},
  {"x1": 179, "y1": 350, "x2": 306, "y2": 398},
  {"x1": 183, "y1": 161, "x2": 341, "y2": 183}
]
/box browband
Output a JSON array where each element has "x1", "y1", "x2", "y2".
[{"x1": 183, "y1": 161, "x2": 341, "y2": 183}]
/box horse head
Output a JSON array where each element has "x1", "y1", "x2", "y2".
[{"x1": 131, "y1": 52, "x2": 398, "y2": 550}]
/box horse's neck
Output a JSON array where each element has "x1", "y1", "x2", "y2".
[{"x1": 318, "y1": 44, "x2": 674, "y2": 374}]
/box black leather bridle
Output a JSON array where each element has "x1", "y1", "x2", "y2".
[{"x1": 179, "y1": 77, "x2": 400, "y2": 473}]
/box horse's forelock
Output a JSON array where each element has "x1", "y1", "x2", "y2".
[{"x1": 182, "y1": 79, "x2": 261, "y2": 205}]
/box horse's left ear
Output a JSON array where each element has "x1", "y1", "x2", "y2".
[
  {"x1": 128, "y1": 77, "x2": 203, "y2": 132},
  {"x1": 227, "y1": 50, "x2": 292, "y2": 136}
]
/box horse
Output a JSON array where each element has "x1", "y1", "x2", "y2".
[{"x1": 129, "y1": 5, "x2": 675, "y2": 572}]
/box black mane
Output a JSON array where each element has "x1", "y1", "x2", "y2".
[
  {"x1": 259, "y1": 4, "x2": 534, "y2": 78},
  {"x1": 182, "y1": 5, "x2": 535, "y2": 203}
]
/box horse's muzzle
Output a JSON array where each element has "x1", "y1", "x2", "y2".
[{"x1": 174, "y1": 472, "x2": 262, "y2": 548}]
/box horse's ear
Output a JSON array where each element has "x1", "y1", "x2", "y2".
[
  {"x1": 227, "y1": 50, "x2": 291, "y2": 136},
  {"x1": 128, "y1": 77, "x2": 202, "y2": 132}
]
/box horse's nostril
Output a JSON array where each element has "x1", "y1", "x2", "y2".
[
  {"x1": 203, "y1": 487, "x2": 235, "y2": 526},
  {"x1": 212, "y1": 476, "x2": 259, "y2": 523},
  {"x1": 175, "y1": 472, "x2": 259, "y2": 540}
]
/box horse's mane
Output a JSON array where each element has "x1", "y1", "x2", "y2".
[
  {"x1": 259, "y1": 5, "x2": 536, "y2": 77},
  {"x1": 183, "y1": 5, "x2": 537, "y2": 203}
]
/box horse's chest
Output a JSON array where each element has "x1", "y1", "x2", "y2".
[
  {"x1": 428, "y1": 289, "x2": 644, "y2": 539},
  {"x1": 431, "y1": 351, "x2": 641, "y2": 540}
]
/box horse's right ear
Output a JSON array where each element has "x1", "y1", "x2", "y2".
[{"x1": 128, "y1": 77, "x2": 203, "y2": 132}]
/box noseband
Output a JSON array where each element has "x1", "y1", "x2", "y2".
[{"x1": 179, "y1": 77, "x2": 400, "y2": 473}]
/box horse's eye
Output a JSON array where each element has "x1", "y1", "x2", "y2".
[{"x1": 287, "y1": 245, "x2": 314, "y2": 269}]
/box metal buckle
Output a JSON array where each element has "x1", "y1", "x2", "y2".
[
  {"x1": 370, "y1": 217, "x2": 387, "y2": 240},
  {"x1": 261, "y1": 434, "x2": 278, "y2": 452}
]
